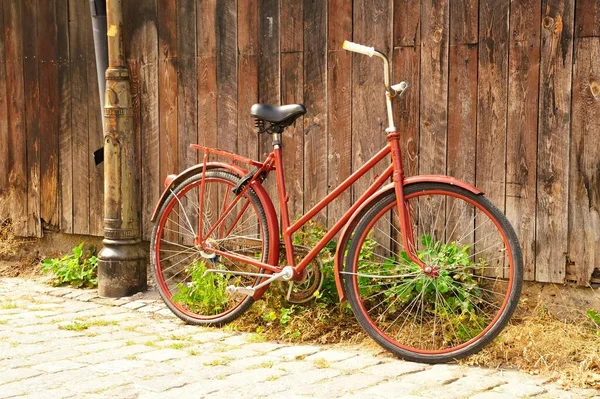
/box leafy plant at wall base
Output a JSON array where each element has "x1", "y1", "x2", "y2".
[
  {"x1": 172, "y1": 260, "x2": 232, "y2": 315},
  {"x1": 358, "y1": 234, "x2": 485, "y2": 343},
  {"x1": 587, "y1": 310, "x2": 600, "y2": 337},
  {"x1": 41, "y1": 242, "x2": 98, "y2": 288}
]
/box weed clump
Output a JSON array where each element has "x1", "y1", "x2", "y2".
[{"x1": 41, "y1": 242, "x2": 98, "y2": 288}]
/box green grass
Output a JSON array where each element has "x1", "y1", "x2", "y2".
[
  {"x1": 0, "y1": 302, "x2": 17, "y2": 310},
  {"x1": 58, "y1": 319, "x2": 118, "y2": 331},
  {"x1": 204, "y1": 357, "x2": 233, "y2": 367},
  {"x1": 313, "y1": 359, "x2": 330, "y2": 369}
]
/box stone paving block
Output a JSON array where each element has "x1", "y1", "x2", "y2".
[
  {"x1": 359, "y1": 379, "x2": 421, "y2": 398},
  {"x1": 227, "y1": 354, "x2": 281, "y2": 370},
  {"x1": 134, "y1": 374, "x2": 192, "y2": 393},
  {"x1": 330, "y1": 353, "x2": 383, "y2": 372},
  {"x1": 491, "y1": 382, "x2": 547, "y2": 397},
  {"x1": 76, "y1": 344, "x2": 150, "y2": 364},
  {"x1": 0, "y1": 366, "x2": 42, "y2": 384},
  {"x1": 71, "y1": 339, "x2": 128, "y2": 354},
  {"x1": 91, "y1": 359, "x2": 150, "y2": 374},
  {"x1": 400, "y1": 363, "x2": 465, "y2": 386},
  {"x1": 137, "y1": 305, "x2": 164, "y2": 313},
  {"x1": 305, "y1": 349, "x2": 360, "y2": 364},
  {"x1": 0, "y1": 385, "x2": 26, "y2": 399},
  {"x1": 417, "y1": 375, "x2": 507, "y2": 399},
  {"x1": 470, "y1": 392, "x2": 516, "y2": 399},
  {"x1": 269, "y1": 345, "x2": 322, "y2": 360},
  {"x1": 156, "y1": 308, "x2": 178, "y2": 318},
  {"x1": 122, "y1": 301, "x2": 149, "y2": 310},
  {"x1": 15, "y1": 388, "x2": 76, "y2": 399},
  {"x1": 220, "y1": 333, "x2": 255, "y2": 346},
  {"x1": 215, "y1": 346, "x2": 261, "y2": 359},
  {"x1": 243, "y1": 341, "x2": 287, "y2": 354},
  {"x1": 361, "y1": 360, "x2": 427, "y2": 378},
  {"x1": 276, "y1": 367, "x2": 342, "y2": 386},
  {"x1": 297, "y1": 371, "x2": 387, "y2": 398},
  {"x1": 32, "y1": 359, "x2": 86, "y2": 373},
  {"x1": 275, "y1": 360, "x2": 318, "y2": 373},
  {"x1": 22, "y1": 348, "x2": 84, "y2": 364},
  {"x1": 189, "y1": 330, "x2": 233, "y2": 343},
  {"x1": 137, "y1": 348, "x2": 188, "y2": 362}
]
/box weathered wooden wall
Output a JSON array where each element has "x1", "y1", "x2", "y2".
[{"x1": 0, "y1": 0, "x2": 598, "y2": 285}]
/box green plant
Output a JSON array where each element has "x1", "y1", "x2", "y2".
[
  {"x1": 41, "y1": 242, "x2": 98, "y2": 288},
  {"x1": 587, "y1": 310, "x2": 600, "y2": 336},
  {"x1": 358, "y1": 234, "x2": 485, "y2": 343},
  {"x1": 172, "y1": 260, "x2": 232, "y2": 315}
]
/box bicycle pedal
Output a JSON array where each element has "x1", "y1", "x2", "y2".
[{"x1": 226, "y1": 285, "x2": 255, "y2": 297}]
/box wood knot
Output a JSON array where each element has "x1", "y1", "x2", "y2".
[
  {"x1": 590, "y1": 81, "x2": 600, "y2": 99},
  {"x1": 542, "y1": 16, "x2": 554, "y2": 30},
  {"x1": 433, "y1": 29, "x2": 443, "y2": 43}
]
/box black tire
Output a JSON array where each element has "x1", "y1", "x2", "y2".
[
  {"x1": 150, "y1": 170, "x2": 269, "y2": 326},
  {"x1": 343, "y1": 182, "x2": 523, "y2": 363}
]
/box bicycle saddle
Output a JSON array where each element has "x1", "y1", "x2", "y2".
[{"x1": 250, "y1": 104, "x2": 306, "y2": 125}]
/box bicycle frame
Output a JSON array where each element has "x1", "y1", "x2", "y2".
[{"x1": 192, "y1": 127, "x2": 417, "y2": 281}]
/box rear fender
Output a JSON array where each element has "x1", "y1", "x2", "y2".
[
  {"x1": 333, "y1": 176, "x2": 483, "y2": 302},
  {"x1": 151, "y1": 162, "x2": 280, "y2": 301}
]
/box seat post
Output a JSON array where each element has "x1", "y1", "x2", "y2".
[{"x1": 272, "y1": 132, "x2": 282, "y2": 149}]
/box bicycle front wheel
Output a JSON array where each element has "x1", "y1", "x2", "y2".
[
  {"x1": 151, "y1": 170, "x2": 270, "y2": 326},
  {"x1": 343, "y1": 182, "x2": 523, "y2": 363}
]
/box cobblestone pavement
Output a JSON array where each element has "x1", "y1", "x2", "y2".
[{"x1": 0, "y1": 278, "x2": 598, "y2": 399}]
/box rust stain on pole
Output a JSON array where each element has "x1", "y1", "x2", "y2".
[{"x1": 98, "y1": 0, "x2": 147, "y2": 298}]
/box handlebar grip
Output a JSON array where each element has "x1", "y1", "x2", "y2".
[{"x1": 342, "y1": 40, "x2": 375, "y2": 57}]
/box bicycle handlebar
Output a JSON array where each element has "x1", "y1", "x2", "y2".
[
  {"x1": 342, "y1": 40, "x2": 408, "y2": 99},
  {"x1": 343, "y1": 40, "x2": 410, "y2": 131},
  {"x1": 342, "y1": 41, "x2": 375, "y2": 57}
]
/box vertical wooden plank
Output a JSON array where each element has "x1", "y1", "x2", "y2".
[
  {"x1": 392, "y1": 0, "x2": 420, "y2": 179},
  {"x1": 69, "y1": 0, "x2": 90, "y2": 235},
  {"x1": 4, "y1": 0, "x2": 28, "y2": 235},
  {"x1": 23, "y1": 0, "x2": 41, "y2": 237},
  {"x1": 568, "y1": 38, "x2": 599, "y2": 285},
  {"x1": 57, "y1": 0, "x2": 72, "y2": 234},
  {"x1": 419, "y1": 0, "x2": 449, "y2": 176},
  {"x1": 327, "y1": 0, "x2": 352, "y2": 226},
  {"x1": 237, "y1": 0, "x2": 259, "y2": 161},
  {"x1": 280, "y1": 0, "x2": 304, "y2": 221},
  {"x1": 158, "y1": 0, "x2": 178, "y2": 182},
  {"x1": 258, "y1": 0, "x2": 280, "y2": 213},
  {"x1": 450, "y1": 0, "x2": 479, "y2": 45},
  {"x1": 258, "y1": 0, "x2": 280, "y2": 160},
  {"x1": 535, "y1": 0, "x2": 574, "y2": 283},
  {"x1": 393, "y1": 0, "x2": 419, "y2": 47},
  {"x1": 476, "y1": 0, "x2": 509, "y2": 276},
  {"x1": 506, "y1": 0, "x2": 541, "y2": 281},
  {"x1": 38, "y1": 0, "x2": 62, "y2": 231},
  {"x1": 575, "y1": 0, "x2": 600, "y2": 38},
  {"x1": 392, "y1": 47, "x2": 420, "y2": 179},
  {"x1": 447, "y1": 45, "x2": 477, "y2": 186},
  {"x1": 303, "y1": 0, "x2": 327, "y2": 224},
  {"x1": 123, "y1": 0, "x2": 159, "y2": 240},
  {"x1": 198, "y1": 0, "x2": 217, "y2": 151},
  {"x1": 352, "y1": 0, "x2": 392, "y2": 194},
  {"x1": 476, "y1": 0, "x2": 509, "y2": 208},
  {"x1": 0, "y1": 3, "x2": 8, "y2": 203},
  {"x1": 88, "y1": 31, "x2": 104, "y2": 237},
  {"x1": 216, "y1": 0, "x2": 237, "y2": 155},
  {"x1": 448, "y1": 0, "x2": 478, "y2": 185},
  {"x1": 178, "y1": 0, "x2": 197, "y2": 169}
]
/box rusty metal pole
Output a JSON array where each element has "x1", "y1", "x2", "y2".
[{"x1": 97, "y1": 0, "x2": 147, "y2": 297}]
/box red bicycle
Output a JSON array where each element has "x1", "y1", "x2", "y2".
[{"x1": 150, "y1": 41, "x2": 523, "y2": 363}]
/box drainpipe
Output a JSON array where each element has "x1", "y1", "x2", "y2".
[
  {"x1": 97, "y1": 0, "x2": 147, "y2": 297},
  {"x1": 89, "y1": 0, "x2": 107, "y2": 121}
]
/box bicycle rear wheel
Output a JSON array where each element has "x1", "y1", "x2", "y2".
[
  {"x1": 151, "y1": 170, "x2": 269, "y2": 326},
  {"x1": 343, "y1": 182, "x2": 523, "y2": 363}
]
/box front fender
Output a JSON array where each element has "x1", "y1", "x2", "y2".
[
  {"x1": 150, "y1": 162, "x2": 280, "y2": 300},
  {"x1": 333, "y1": 176, "x2": 483, "y2": 302}
]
